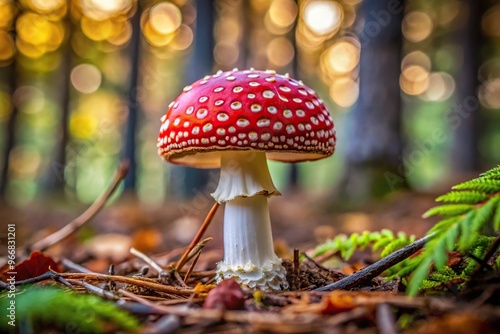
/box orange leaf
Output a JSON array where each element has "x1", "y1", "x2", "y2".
[{"x1": 321, "y1": 291, "x2": 358, "y2": 314}]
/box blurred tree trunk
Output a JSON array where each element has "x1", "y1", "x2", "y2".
[
  {"x1": 40, "y1": 43, "x2": 72, "y2": 195},
  {"x1": 338, "y1": 0, "x2": 407, "y2": 202},
  {"x1": 449, "y1": 0, "x2": 484, "y2": 174},
  {"x1": 0, "y1": 63, "x2": 17, "y2": 200},
  {"x1": 169, "y1": 0, "x2": 215, "y2": 198},
  {"x1": 122, "y1": 5, "x2": 142, "y2": 192}
]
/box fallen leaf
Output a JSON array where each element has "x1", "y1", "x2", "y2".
[
  {"x1": 320, "y1": 290, "x2": 358, "y2": 314},
  {"x1": 1, "y1": 251, "x2": 61, "y2": 282}
]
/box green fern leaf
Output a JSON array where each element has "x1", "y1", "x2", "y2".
[
  {"x1": 452, "y1": 179, "x2": 500, "y2": 193},
  {"x1": 436, "y1": 191, "x2": 489, "y2": 204},
  {"x1": 480, "y1": 167, "x2": 500, "y2": 179},
  {"x1": 407, "y1": 257, "x2": 433, "y2": 296},
  {"x1": 381, "y1": 237, "x2": 412, "y2": 258},
  {"x1": 423, "y1": 204, "x2": 474, "y2": 218}
]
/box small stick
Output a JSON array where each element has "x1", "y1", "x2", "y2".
[
  {"x1": 68, "y1": 280, "x2": 118, "y2": 299},
  {"x1": 376, "y1": 303, "x2": 398, "y2": 334},
  {"x1": 130, "y1": 247, "x2": 168, "y2": 281},
  {"x1": 303, "y1": 252, "x2": 331, "y2": 272},
  {"x1": 472, "y1": 233, "x2": 500, "y2": 276},
  {"x1": 176, "y1": 202, "x2": 220, "y2": 272},
  {"x1": 60, "y1": 258, "x2": 95, "y2": 274},
  {"x1": 183, "y1": 248, "x2": 202, "y2": 283},
  {"x1": 174, "y1": 271, "x2": 189, "y2": 288},
  {"x1": 315, "y1": 235, "x2": 430, "y2": 291},
  {"x1": 29, "y1": 162, "x2": 129, "y2": 252}
]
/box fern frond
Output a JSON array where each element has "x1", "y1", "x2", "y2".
[
  {"x1": 453, "y1": 179, "x2": 500, "y2": 193},
  {"x1": 311, "y1": 229, "x2": 414, "y2": 264},
  {"x1": 403, "y1": 165, "x2": 500, "y2": 296},
  {"x1": 423, "y1": 204, "x2": 474, "y2": 218},
  {"x1": 436, "y1": 191, "x2": 489, "y2": 204}
]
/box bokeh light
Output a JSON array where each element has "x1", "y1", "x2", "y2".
[
  {"x1": 0, "y1": 31, "x2": 15, "y2": 63},
  {"x1": 71, "y1": 64, "x2": 102, "y2": 94},
  {"x1": 303, "y1": 0, "x2": 343, "y2": 36},
  {"x1": 482, "y1": 5, "x2": 500, "y2": 37},
  {"x1": 421, "y1": 72, "x2": 455, "y2": 101},
  {"x1": 80, "y1": 0, "x2": 133, "y2": 21},
  {"x1": 400, "y1": 65, "x2": 430, "y2": 95},
  {"x1": 323, "y1": 38, "x2": 360, "y2": 75},
  {"x1": 267, "y1": 37, "x2": 294, "y2": 67},
  {"x1": 479, "y1": 78, "x2": 500, "y2": 108},
  {"x1": 403, "y1": 11, "x2": 433, "y2": 43},
  {"x1": 149, "y1": 2, "x2": 182, "y2": 35},
  {"x1": 329, "y1": 77, "x2": 359, "y2": 108}
]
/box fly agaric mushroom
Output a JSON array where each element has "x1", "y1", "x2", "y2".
[{"x1": 158, "y1": 69, "x2": 336, "y2": 291}]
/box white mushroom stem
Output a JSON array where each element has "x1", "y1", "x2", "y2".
[{"x1": 212, "y1": 151, "x2": 288, "y2": 291}]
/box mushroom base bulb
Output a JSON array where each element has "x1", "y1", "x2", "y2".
[{"x1": 215, "y1": 195, "x2": 289, "y2": 291}]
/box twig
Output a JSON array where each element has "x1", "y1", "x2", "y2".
[
  {"x1": 303, "y1": 252, "x2": 333, "y2": 272},
  {"x1": 173, "y1": 271, "x2": 189, "y2": 288},
  {"x1": 68, "y1": 279, "x2": 118, "y2": 299},
  {"x1": 472, "y1": 233, "x2": 500, "y2": 276},
  {"x1": 376, "y1": 303, "x2": 398, "y2": 334},
  {"x1": 176, "y1": 202, "x2": 219, "y2": 272},
  {"x1": 29, "y1": 161, "x2": 129, "y2": 252},
  {"x1": 130, "y1": 247, "x2": 168, "y2": 281},
  {"x1": 61, "y1": 258, "x2": 95, "y2": 274},
  {"x1": 183, "y1": 247, "x2": 202, "y2": 283},
  {"x1": 315, "y1": 235, "x2": 431, "y2": 291}
]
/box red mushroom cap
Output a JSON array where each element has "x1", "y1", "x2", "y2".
[{"x1": 157, "y1": 69, "x2": 336, "y2": 168}]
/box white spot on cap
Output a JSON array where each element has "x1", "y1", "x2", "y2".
[
  {"x1": 199, "y1": 96, "x2": 208, "y2": 103},
  {"x1": 173, "y1": 101, "x2": 179, "y2": 108},
  {"x1": 296, "y1": 109, "x2": 305, "y2": 117},
  {"x1": 238, "y1": 133, "x2": 246, "y2": 139},
  {"x1": 280, "y1": 135, "x2": 286, "y2": 142},
  {"x1": 228, "y1": 126, "x2": 236, "y2": 133},
  {"x1": 306, "y1": 101, "x2": 314, "y2": 109},
  {"x1": 267, "y1": 106, "x2": 277, "y2": 114},
  {"x1": 286, "y1": 124, "x2": 296, "y2": 134},
  {"x1": 160, "y1": 114, "x2": 166, "y2": 122},
  {"x1": 247, "y1": 93, "x2": 256, "y2": 98},
  {"x1": 263, "y1": 90, "x2": 275, "y2": 98},
  {"x1": 192, "y1": 126, "x2": 200, "y2": 135},
  {"x1": 312, "y1": 99, "x2": 319, "y2": 106},
  {"x1": 173, "y1": 118, "x2": 181, "y2": 126},
  {"x1": 248, "y1": 74, "x2": 259, "y2": 78},
  {"x1": 265, "y1": 69, "x2": 276, "y2": 74},
  {"x1": 203, "y1": 123, "x2": 213, "y2": 132},
  {"x1": 200, "y1": 80, "x2": 208, "y2": 85},
  {"x1": 226, "y1": 76, "x2": 236, "y2": 81},
  {"x1": 183, "y1": 85, "x2": 192, "y2": 92},
  {"x1": 183, "y1": 121, "x2": 190, "y2": 128},
  {"x1": 318, "y1": 114, "x2": 325, "y2": 122},
  {"x1": 298, "y1": 123, "x2": 305, "y2": 131},
  {"x1": 272, "y1": 136, "x2": 279, "y2": 143},
  {"x1": 230, "y1": 136, "x2": 237, "y2": 144},
  {"x1": 279, "y1": 95, "x2": 289, "y2": 102},
  {"x1": 201, "y1": 138, "x2": 209, "y2": 144},
  {"x1": 273, "y1": 121, "x2": 283, "y2": 130},
  {"x1": 214, "y1": 87, "x2": 224, "y2": 93},
  {"x1": 233, "y1": 86, "x2": 243, "y2": 93},
  {"x1": 251, "y1": 104, "x2": 262, "y2": 112},
  {"x1": 248, "y1": 132, "x2": 258, "y2": 141},
  {"x1": 217, "y1": 128, "x2": 226, "y2": 136},
  {"x1": 196, "y1": 108, "x2": 208, "y2": 119},
  {"x1": 283, "y1": 109, "x2": 293, "y2": 118},
  {"x1": 168, "y1": 101, "x2": 175, "y2": 108},
  {"x1": 293, "y1": 98, "x2": 302, "y2": 103},
  {"x1": 217, "y1": 112, "x2": 229, "y2": 121},
  {"x1": 265, "y1": 77, "x2": 276, "y2": 82},
  {"x1": 310, "y1": 116, "x2": 319, "y2": 125},
  {"x1": 237, "y1": 118, "x2": 249, "y2": 127},
  {"x1": 186, "y1": 106, "x2": 194, "y2": 114},
  {"x1": 261, "y1": 133, "x2": 271, "y2": 141},
  {"x1": 249, "y1": 81, "x2": 260, "y2": 87},
  {"x1": 215, "y1": 100, "x2": 224, "y2": 106},
  {"x1": 305, "y1": 123, "x2": 312, "y2": 131},
  {"x1": 257, "y1": 118, "x2": 270, "y2": 127},
  {"x1": 279, "y1": 86, "x2": 291, "y2": 92},
  {"x1": 298, "y1": 89, "x2": 307, "y2": 96},
  {"x1": 231, "y1": 101, "x2": 242, "y2": 110}
]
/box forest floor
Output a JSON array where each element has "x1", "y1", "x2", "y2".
[{"x1": 0, "y1": 169, "x2": 499, "y2": 333}]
